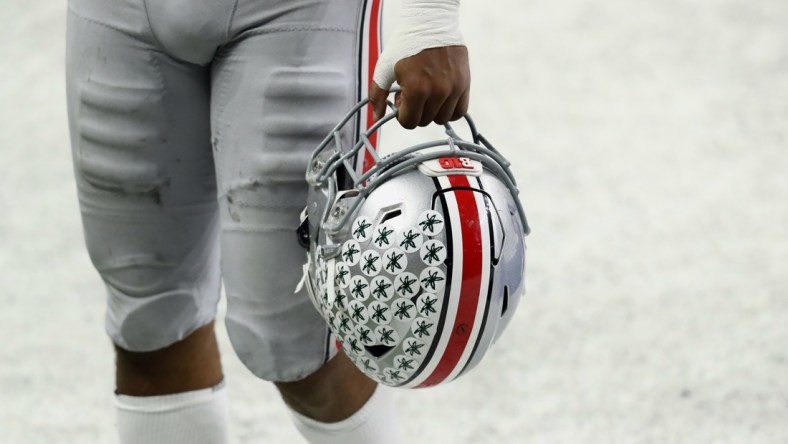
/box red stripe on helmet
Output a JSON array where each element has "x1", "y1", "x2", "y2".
[{"x1": 417, "y1": 174, "x2": 484, "y2": 387}]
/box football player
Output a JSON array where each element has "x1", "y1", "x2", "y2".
[{"x1": 66, "y1": 0, "x2": 469, "y2": 442}]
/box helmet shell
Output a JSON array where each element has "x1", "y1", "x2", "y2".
[{"x1": 305, "y1": 160, "x2": 526, "y2": 387}]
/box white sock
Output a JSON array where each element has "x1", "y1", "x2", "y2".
[
  {"x1": 115, "y1": 380, "x2": 230, "y2": 444},
  {"x1": 288, "y1": 386, "x2": 403, "y2": 444}
]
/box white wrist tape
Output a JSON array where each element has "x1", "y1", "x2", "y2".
[{"x1": 373, "y1": 0, "x2": 464, "y2": 91}]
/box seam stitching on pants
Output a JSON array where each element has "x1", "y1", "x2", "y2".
[
  {"x1": 210, "y1": 61, "x2": 232, "y2": 188},
  {"x1": 141, "y1": 0, "x2": 167, "y2": 51},
  {"x1": 68, "y1": 6, "x2": 140, "y2": 41},
  {"x1": 241, "y1": 26, "x2": 355, "y2": 38},
  {"x1": 147, "y1": 50, "x2": 168, "y2": 132},
  {"x1": 225, "y1": 0, "x2": 241, "y2": 41}
]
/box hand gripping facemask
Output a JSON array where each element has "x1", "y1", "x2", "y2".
[{"x1": 298, "y1": 96, "x2": 529, "y2": 388}]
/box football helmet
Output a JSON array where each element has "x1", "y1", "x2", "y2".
[{"x1": 298, "y1": 96, "x2": 529, "y2": 388}]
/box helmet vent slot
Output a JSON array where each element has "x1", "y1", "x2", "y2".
[
  {"x1": 501, "y1": 286, "x2": 509, "y2": 316},
  {"x1": 365, "y1": 345, "x2": 394, "y2": 358},
  {"x1": 380, "y1": 209, "x2": 402, "y2": 224}
]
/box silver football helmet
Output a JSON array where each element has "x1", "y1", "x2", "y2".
[{"x1": 299, "y1": 96, "x2": 529, "y2": 388}]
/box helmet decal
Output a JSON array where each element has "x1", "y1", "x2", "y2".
[
  {"x1": 417, "y1": 210, "x2": 445, "y2": 236},
  {"x1": 355, "y1": 324, "x2": 374, "y2": 343},
  {"x1": 348, "y1": 300, "x2": 369, "y2": 323},
  {"x1": 402, "y1": 337, "x2": 426, "y2": 357},
  {"x1": 397, "y1": 228, "x2": 424, "y2": 253},
  {"x1": 384, "y1": 368, "x2": 406, "y2": 383},
  {"x1": 411, "y1": 318, "x2": 437, "y2": 339},
  {"x1": 393, "y1": 355, "x2": 419, "y2": 373},
  {"x1": 368, "y1": 301, "x2": 392, "y2": 325},
  {"x1": 341, "y1": 240, "x2": 362, "y2": 266},
  {"x1": 376, "y1": 325, "x2": 400, "y2": 344},
  {"x1": 419, "y1": 267, "x2": 446, "y2": 292},
  {"x1": 416, "y1": 293, "x2": 442, "y2": 319},
  {"x1": 420, "y1": 239, "x2": 447, "y2": 266},
  {"x1": 373, "y1": 223, "x2": 396, "y2": 248},
  {"x1": 394, "y1": 272, "x2": 418, "y2": 297},
  {"x1": 338, "y1": 314, "x2": 353, "y2": 334},
  {"x1": 328, "y1": 287, "x2": 343, "y2": 309},
  {"x1": 352, "y1": 217, "x2": 374, "y2": 242},
  {"x1": 392, "y1": 298, "x2": 416, "y2": 321},
  {"x1": 360, "y1": 250, "x2": 382, "y2": 277},
  {"x1": 335, "y1": 262, "x2": 351, "y2": 288},
  {"x1": 349, "y1": 275, "x2": 370, "y2": 301},
  {"x1": 346, "y1": 335, "x2": 365, "y2": 356},
  {"x1": 358, "y1": 357, "x2": 380, "y2": 373},
  {"x1": 370, "y1": 275, "x2": 395, "y2": 301},
  {"x1": 383, "y1": 248, "x2": 408, "y2": 274}
]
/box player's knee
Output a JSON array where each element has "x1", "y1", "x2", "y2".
[
  {"x1": 94, "y1": 253, "x2": 221, "y2": 352},
  {"x1": 224, "y1": 288, "x2": 330, "y2": 382},
  {"x1": 224, "y1": 313, "x2": 327, "y2": 382},
  {"x1": 112, "y1": 288, "x2": 214, "y2": 352}
]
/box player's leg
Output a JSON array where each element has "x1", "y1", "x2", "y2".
[
  {"x1": 114, "y1": 322, "x2": 221, "y2": 396},
  {"x1": 275, "y1": 352, "x2": 374, "y2": 422},
  {"x1": 277, "y1": 353, "x2": 401, "y2": 444},
  {"x1": 211, "y1": 0, "x2": 401, "y2": 441},
  {"x1": 66, "y1": 2, "x2": 227, "y2": 442}
]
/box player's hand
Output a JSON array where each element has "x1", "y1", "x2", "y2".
[{"x1": 369, "y1": 45, "x2": 470, "y2": 130}]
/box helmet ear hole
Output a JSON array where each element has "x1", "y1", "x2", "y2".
[{"x1": 501, "y1": 286, "x2": 510, "y2": 316}]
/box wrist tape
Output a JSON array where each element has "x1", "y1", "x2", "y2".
[{"x1": 373, "y1": 0, "x2": 464, "y2": 90}]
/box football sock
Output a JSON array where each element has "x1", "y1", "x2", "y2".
[
  {"x1": 288, "y1": 385, "x2": 403, "y2": 444},
  {"x1": 115, "y1": 379, "x2": 230, "y2": 444}
]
